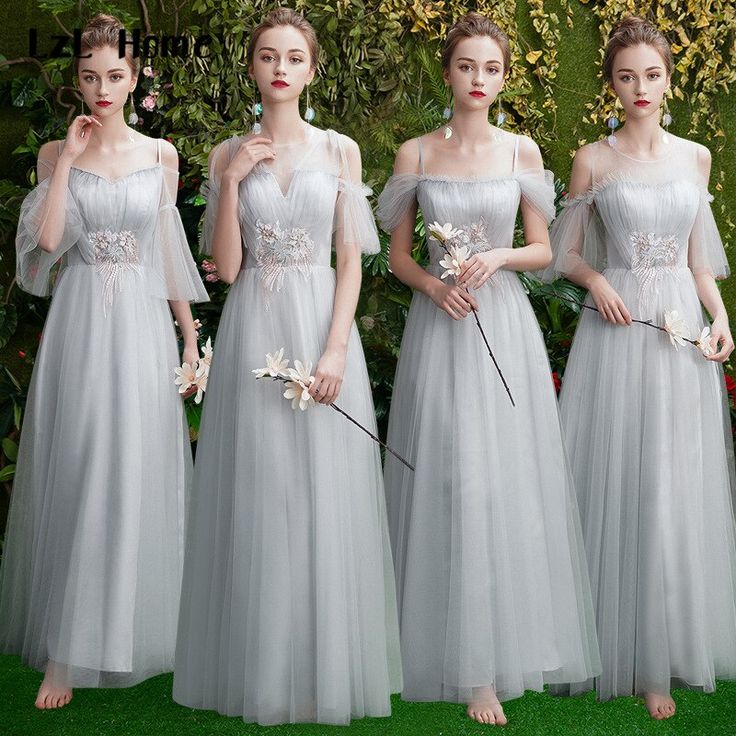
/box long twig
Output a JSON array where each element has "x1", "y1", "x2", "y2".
[
  {"x1": 549, "y1": 291, "x2": 700, "y2": 346},
  {"x1": 259, "y1": 376, "x2": 415, "y2": 472}
]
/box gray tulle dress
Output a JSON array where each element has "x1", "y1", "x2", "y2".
[
  {"x1": 172, "y1": 127, "x2": 402, "y2": 726},
  {"x1": 377, "y1": 134, "x2": 601, "y2": 704},
  {"x1": 542, "y1": 136, "x2": 736, "y2": 699},
  {"x1": 0, "y1": 139, "x2": 209, "y2": 688}
]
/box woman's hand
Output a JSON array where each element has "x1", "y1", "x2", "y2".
[
  {"x1": 457, "y1": 251, "x2": 505, "y2": 290},
  {"x1": 61, "y1": 115, "x2": 103, "y2": 162},
  {"x1": 179, "y1": 344, "x2": 201, "y2": 400},
  {"x1": 223, "y1": 136, "x2": 276, "y2": 183},
  {"x1": 707, "y1": 316, "x2": 734, "y2": 362},
  {"x1": 588, "y1": 274, "x2": 632, "y2": 325},
  {"x1": 427, "y1": 280, "x2": 479, "y2": 320},
  {"x1": 309, "y1": 347, "x2": 346, "y2": 405}
]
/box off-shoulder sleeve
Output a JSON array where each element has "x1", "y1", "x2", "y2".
[
  {"x1": 332, "y1": 132, "x2": 380, "y2": 255},
  {"x1": 688, "y1": 187, "x2": 730, "y2": 279},
  {"x1": 146, "y1": 154, "x2": 209, "y2": 303},
  {"x1": 16, "y1": 154, "x2": 83, "y2": 296},
  {"x1": 539, "y1": 191, "x2": 607, "y2": 282},
  {"x1": 515, "y1": 168, "x2": 556, "y2": 225},
  {"x1": 375, "y1": 173, "x2": 420, "y2": 233},
  {"x1": 199, "y1": 137, "x2": 238, "y2": 256}
]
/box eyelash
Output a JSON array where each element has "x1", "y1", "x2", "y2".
[
  {"x1": 620, "y1": 73, "x2": 661, "y2": 82},
  {"x1": 82, "y1": 74, "x2": 123, "y2": 83},
  {"x1": 459, "y1": 64, "x2": 499, "y2": 74},
  {"x1": 260, "y1": 55, "x2": 304, "y2": 64}
]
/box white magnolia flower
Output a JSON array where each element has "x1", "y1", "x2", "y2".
[
  {"x1": 663, "y1": 310, "x2": 690, "y2": 349},
  {"x1": 200, "y1": 337, "x2": 214, "y2": 368},
  {"x1": 695, "y1": 325, "x2": 715, "y2": 357},
  {"x1": 192, "y1": 363, "x2": 208, "y2": 404},
  {"x1": 283, "y1": 360, "x2": 315, "y2": 411},
  {"x1": 427, "y1": 221, "x2": 463, "y2": 244},
  {"x1": 174, "y1": 361, "x2": 198, "y2": 394},
  {"x1": 439, "y1": 244, "x2": 472, "y2": 280},
  {"x1": 252, "y1": 348, "x2": 290, "y2": 379}
]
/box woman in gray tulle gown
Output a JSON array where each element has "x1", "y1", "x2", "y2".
[
  {"x1": 377, "y1": 13, "x2": 600, "y2": 727},
  {"x1": 0, "y1": 15, "x2": 207, "y2": 710},
  {"x1": 542, "y1": 17, "x2": 736, "y2": 720},
  {"x1": 172, "y1": 9, "x2": 401, "y2": 726}
]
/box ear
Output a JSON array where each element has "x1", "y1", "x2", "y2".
[
  {"x1": 443, "y1": 68, "x2": 450, "y2": 86},
  {"x1": 248, "y1": 63, "x2": 255, "y2": 80},
  {"x1": 306, "y1": 67, "x2": 316, "y2": 85},
  {"x1": 129, "y1": 75, "x2": 138, "y2": 93}
]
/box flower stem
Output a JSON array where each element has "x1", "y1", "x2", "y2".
[
  {"x1": 550, "y1": 291, "x2": 699, "y2": 346},
  {"x1": 260, "y1": 376, "x2": 415, "y2": 471}
]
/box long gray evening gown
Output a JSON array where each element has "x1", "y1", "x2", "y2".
[
  {"x1": 0, "y1": 139, "x2": 208, "y2": 688},
  {"x1": 377, "y1": 133, "x2": 601, "y2": 704},
  {"x1": 173, "y1": 126, "x2": 402, "y2": 726},
  {"x1": 543, "y1": 136, "x2": 736, "y2": 699}
]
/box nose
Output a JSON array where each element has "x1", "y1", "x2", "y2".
[
  {"x1": 275, "y1": 58, "x2": 287, "y2": 76},
  {"x1": 472, "y1": 69, "x2": 485, "y2": 87},
  {"x1": 98, "y1": 78, "x2": 108, "y2": 96}
]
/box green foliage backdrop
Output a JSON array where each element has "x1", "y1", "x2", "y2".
[{"x1": 0, "y1": 1, "x2": 734, "y2": 531}]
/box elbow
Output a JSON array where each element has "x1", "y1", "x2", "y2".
[
  {"x1": 37, "y1": 237, "x2": 59, "y2": 254},
  {"x1": 538, "y1": 249, "x2": 553, "y2": 270},
  {"x1": 217, "y1": 268, "x2": 239, "y2": 285}
]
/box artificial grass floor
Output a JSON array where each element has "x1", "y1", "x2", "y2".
[{"x1": 1, "y1": 656, "x2": 735, "y2": 736}]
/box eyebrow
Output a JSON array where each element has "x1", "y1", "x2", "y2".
[
  {"x1": 456, "y1": 57, "x2": 502, "y2": 64},
  {"x1": 79, "y1": 68, "x2": 127, "y2": 73},
  {"x1": 257, "y1": 46, "x2": 306, "y2": 54},
  {"x1": 615, "y1": 66, "x2": 663, "y2": 72}
]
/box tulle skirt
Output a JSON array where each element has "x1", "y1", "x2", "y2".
[
  {"x1": 0, "y1": 265, "x2": 190, "y2": 687},
  {"x1": 384, "y1": 267, "x2": 601, "y2": 704},
  {"x1": 173, "y1": 266, "x2": 402, "y2": 726},
  {"x1": 558, "y1": 267, "x2": 736, "y2": 699}
]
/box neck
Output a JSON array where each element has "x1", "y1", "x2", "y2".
[
  {"x1": 447, "y1": 107, "x2": 496, "y2": 146},
  {"x1": 258, "y1": 98, "x2": 309, "y2": 143},
  {"x1": 90, "y1": 112, "x2": 133, "y2": 147},
  {"x1": 616, "y1": 113, "x2": 666, "y2": 152}
]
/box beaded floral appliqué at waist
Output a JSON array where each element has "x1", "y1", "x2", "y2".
[
  {"x1": 88, "y1": 229, "x2": 142, "y2": 315},
  {"x1": 254, "y1": 219, "x2": 315, "y2": 292},
  {"x1": 629, "y1": 230, "x2": 682, "y2": 313}
]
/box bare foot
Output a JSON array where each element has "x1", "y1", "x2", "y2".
[
  {"x1": 35, "y1": 670, "x2": 73, "y2": 710},
  {"x1": 644, "y1": 692, "x2": 676, "y2": 720},
  {"x1": 467, "y1": 686, "x2": 508, "y2": 725}
]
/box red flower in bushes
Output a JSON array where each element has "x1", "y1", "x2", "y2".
[
  {"x1": 552, "y1": 372, "x2": 561, "y2": 394},
  {"x1": 725, "y1": 374, "x2": 736, "y2": 406}
]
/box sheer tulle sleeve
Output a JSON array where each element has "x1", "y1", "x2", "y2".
[
  {"x1": 147, "y1": 153, "x2": 209, "y2": 302},
  {"x1": 515, "y1": 168, "x2": 556, "y2": 225},
  {"x1": 199, "y1": 137, "x2": 237, "y2": 256},
  {"x1": 375, "y1": 173, "x2": 419, "y2": 233},
  {"x1": 539, "y1": 192, "x2": 606, "y2": 282},
  {"x1": 688, "y1": 187, "x2": 730, "y2": 279},
  {"x1": 16, "y1": 155, "x2": 83, "y2": 296},
  {"x1": 332, "y1": 132, "x2": 380, "y2": 255}
]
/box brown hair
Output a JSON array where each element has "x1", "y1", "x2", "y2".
[
  {"x1": 247, "y1": 8, "x2": 319, "y2": 70},
  {"x1": 441, "y1": 12, "x2": 511, "y2": 74},
  {"x1": 603, "y1": 15, "x2": 673, "y2": 82},
  {"x1": 76, "y1": 13, "x2": 139, "y2": 76}
]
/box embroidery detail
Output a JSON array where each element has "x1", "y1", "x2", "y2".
[
  {"x1": 255, "y1": 220, "x2": 314, "y2": 292},
  {"x1": 630, "y1": 230, "x2": 680, "y2": 310},
  {"x1": 89, "y1": 229, "x2": 142, "y2": 314},
  {"x1": 442, "y1": 218, "x2": 499, "y2": 287}
]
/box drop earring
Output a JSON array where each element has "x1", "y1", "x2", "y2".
[
  {"x1": 661, "y1": 95, "x2": 673, "y2": 144},
  {"x1": 251, "y1": 98, "x2": 263, "y2": 134},
  {"x1": 606, "y1": 97, "x2": 622, "y2": 146},
  {"x1": 443, "y1": 102, "x2": 453, "y2": 140},
  {"x1": 496, "y1": 98, "x2": 506, "y2": 127},
  {"x1": 127, "y1": 91, "x2": 138, "y2": 126},
  {"x1": 304, "y1": 85, "x2": 315, "y2": 122}
]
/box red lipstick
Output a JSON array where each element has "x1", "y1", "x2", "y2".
[
  {"x1": 271, "y1": 80, "x2": 289, "y2": 88},
  {"x1": 469, "y1": 91, "x2": 486, "y2": 98},
  {"x1": 634, "y1": 100, "x2": 650, "y2": 107},
  {"x1": 96, "y1": 100, "x2": 112, "y2": 107}
]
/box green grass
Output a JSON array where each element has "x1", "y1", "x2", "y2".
[{"x1": 2, "y1": 655, "x2": 735, "y2": 736}]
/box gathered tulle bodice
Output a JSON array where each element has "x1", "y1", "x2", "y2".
[{"x1": 200, "y1": 126, "x2": 379, "y2": 292}]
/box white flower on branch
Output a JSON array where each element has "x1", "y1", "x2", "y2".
[
  {"x1": 439, "y1": 244, "x2": 472, "y2": 280},
  {"x1": 252, "y1": 347, "x2": 290, "y2": 379},
  {"x1": 283, "y1": 360, "x2": 316, "y2": 411},
  {"x1": 427, "y1": 221, "x2": 464, "y2": 244},
  {"x1": 663, "y1": 310, "x2": 690, "y2": 349}
]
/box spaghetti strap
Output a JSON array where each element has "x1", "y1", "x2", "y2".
[
  {"x1": 511, "y1": 134, "x2": 520, "y2": 173},
  {"x1": 417, "y1": 137, "x2": 425, "y2": 175}
]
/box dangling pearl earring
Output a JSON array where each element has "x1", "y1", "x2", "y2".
[
  {"x1": 251, "y1": 99, "x2": 263, "y2": 134},
  {"x1": 127, "y1": 91, "x2": 138, "y2": 126},
  {"x1": 661, "y1": 95, "x2": 673, "y2": 144},
  {"x1": 304, "y1": 84, "x2": 315, "y2": 122},
  {"x1": 443, "y1": 104, "x2": 453, "y2": 139},
  {"x1": 496, "y1": 98, "x2": 506, "y2": 127}
]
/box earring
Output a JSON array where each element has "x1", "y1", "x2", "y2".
[
  {"x1": 661, "y1": 95, "x2": 673, "y2": 144},
  {"x1": 443, "y1": 104, "x2": 453, "y2": 139},
  {"x1": 127, "y1": 91, "x2": 138, "y2": 126},
  {"x1": 80, "y1": 97, "x2": 86, "y2": 116},
  {"x1": 251, "y1": 99, "x2": 263, "y2": 134},
  {"x1": 496, "y1": 98, "x2": 506, "y2": 127},
  {"x1": 304, "y1": 85, "x2": 315, "y2": 122}
]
